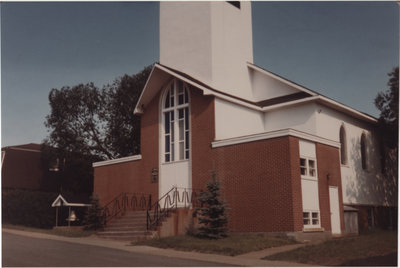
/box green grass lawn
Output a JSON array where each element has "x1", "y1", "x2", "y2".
[
  {"x1": 133, "y1": 233, "x2": 296, "y2": 256},
  {"x1": 3, "y1": 224, "x2": 97, "y2": 238},
  {"x1": 264, "y1": 230, "x2": 397, "y2": 266}
]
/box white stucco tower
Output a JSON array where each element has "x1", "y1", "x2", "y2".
[{"x1": 160, "y1": 1, "x2": 254, "y2": 99}]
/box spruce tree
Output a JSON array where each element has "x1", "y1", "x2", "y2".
[{"x1": 196, "y1": 170, "x2": 228, "y2": 239}]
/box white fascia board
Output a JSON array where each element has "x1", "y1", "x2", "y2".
[
  {"x1": 261, "y1": 96, "x2": 320, "y2": 112},
  {"x1": 155, "y1": 64, "x2": 262, "y2": 111},
  {"x1": 92, "y1": 154, "x2": 142, "y2": 168},
  {"x1": 134, "y1": 65, "x2": 158, "y2": 114},
  {"x1": 51, "y1": 194, "x2": 69, "y2": 207},
  {"x1": 247, "y1": 63, "x2": 318, "y2": 97},
  {"x1": 316, "y1": 96, "x2": 377, "y2": 124},
  {"x1": 67, "y1": 203, "x2": 92, "y2": 207},
  {"x1": 212, "y1": 128, "x2": 340, "y2": 149}
]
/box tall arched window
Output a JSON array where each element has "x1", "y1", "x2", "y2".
[
  {"x1": 361, "y1": 133, "x2": 367, "y2": 170},
  {"x1": 162, "y1": 79, "x2": 190, "y2": 163},
  {"x1": 339, "y1": 125, "x2": 347, "y2": 165}
]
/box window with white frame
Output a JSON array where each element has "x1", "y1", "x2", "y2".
[
  {"x1": 300, "y1": 157, "x2": 317, "y2": 179},
  {"x1": 303, "y1": 211, "x2": 320, "y2": 227},
  {"x1": 162, "y1": 79, "x2": 190, "y2": 163}
]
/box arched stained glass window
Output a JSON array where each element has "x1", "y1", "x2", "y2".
[{"x1": 162, "y1": 79, "x2": 190, "y2": 163}]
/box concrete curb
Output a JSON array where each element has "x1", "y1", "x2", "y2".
[{"x1": 3, "y1": 228, "x2": 311, "y2": 267}]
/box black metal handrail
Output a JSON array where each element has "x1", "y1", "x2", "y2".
[
  {"x1": 146, "y1": 187, "x2": 200, "y2": 230},
  {"x1": 101, "y1": 192, "x2": 152, "y2": 225}
]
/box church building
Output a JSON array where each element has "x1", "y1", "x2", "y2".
[{"x1": 93, "y1": 2, "x2": 397, "y2": 240}]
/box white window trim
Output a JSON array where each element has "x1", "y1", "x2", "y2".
[
  {"x1": 300, "y1": 155, "x2": 318, "y2": 181},
  {"x1": 303, "y1": 210, "x2": 321, "y2": 228},
  {"x1": 161, "y1": 79, "x2": 191, "y2": 164}
]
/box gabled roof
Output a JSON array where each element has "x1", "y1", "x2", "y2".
[
  {"x1": 135, "y1": 62, "x2": 377, "y2": 124},
  {"x1": 51, "y1": 194, "x2": 91, "y2": 207},
  {"x1": 248, "y1": 62, "x2": 377, "y2": 123}
]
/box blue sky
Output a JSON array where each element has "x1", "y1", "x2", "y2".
[{"x1": 1, "y1": 1, "x2": 399, "y2": 147}]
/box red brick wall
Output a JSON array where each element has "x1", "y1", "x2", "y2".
[
  {"x1": 2, "y1": 149, "x2": 42, "y2": 190},
  {"x1": 189, "y1": 89, "x2": 303, "y2": 232},
  {"x1": 190, "y1": 87, "x2": 216, "y2": 191},
  {"x1": 94, "y1": 81, "x2": 348, "y2": 235},
  {"x1": 289, "y1": 137, "x2": 304, "y2": 232},
  {"x1": 93, "y1": 91, "x2": 160, "y2": 206},
  {"x1": 213, "y1": 137, "x2": 305, "y2": 232},
  {"x1": 189, "y1": 87, "x2": 306, "y2": 232},
  {"x1": 316, "y1": 143, "x2": 345, "y2": 232}
]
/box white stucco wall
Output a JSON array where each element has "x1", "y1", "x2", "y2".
[
  {"x1": 315, "y1": 104, "x2": 396, "y2": 206},
  {"x1": 160, "y1": 2, "x2": 254, "y2": 101},
  {"x1": 160, "y1": 2, "x2": 212, "y2": 84},
  {"x1": 249, "y1": 68, "x2": 300, "y2": 101},
  {"x1": 210, "y1": 2, "x2": 254, "y2": 100},
  {"x1": 214, "y1": 98, "x2": 264, "y2": 140},
  {"x1": 264, "y1": 103, "x2": 318, "y2": 135}
]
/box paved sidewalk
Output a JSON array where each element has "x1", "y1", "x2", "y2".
[{"x1": 3, "y1": 228, "x2": 310, "y2": 267}]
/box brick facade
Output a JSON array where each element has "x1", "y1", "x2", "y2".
[
  {"x1": 316, "y1": 143, "x2": 345, "y2": 232},
  {"x1": 2, "y1": 144, "x2": 43, "y2": 190},
  {"x1": 190, "y1": 86, "x2": 305, "y2": 232},
  {"x1": 94, "y1": 82, "x2": 349, "y2": 234},
  {"x1": 93, "y1": 92, "x2": 160, "y2": 206}
]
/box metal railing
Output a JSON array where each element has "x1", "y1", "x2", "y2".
[
  {"x1": 146, "y1": 187, "x2": 200, "y2": 230},
  {"x1": 101, "y1": 192, "x2": 152, "y2": 225}
]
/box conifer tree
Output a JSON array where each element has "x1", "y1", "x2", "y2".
[{"x1": 196, "y1": 170, "x2": 228, "y2": 239}]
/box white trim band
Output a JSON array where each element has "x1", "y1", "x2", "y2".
[
  {"x1": 93, "y1": 154, "x2": 142, "y2": 168},
  {"x1": 211, "y1": 129, "x2": 340, "y2": 149}
]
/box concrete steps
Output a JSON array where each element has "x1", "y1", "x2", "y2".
[{"x1": 97, "y1": 210, "x2": 156, "y2": 241}]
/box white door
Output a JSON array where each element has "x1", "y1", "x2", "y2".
[{"x1": 329, "y1": 186, "x2": 341, "y2": 235}]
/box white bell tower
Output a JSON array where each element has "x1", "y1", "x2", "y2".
[{"x1": 160, "y1": 1, "x2": 254, "y2": 100}]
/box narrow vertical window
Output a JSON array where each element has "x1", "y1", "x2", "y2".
[
  {"x1": 162, "y1": 79, "x2": 190, "y2": 163},
  {"x1": 361, "y1": 133, "x2": 367, "y2": 170},
  {"x1": 340, "y1": 125, "x2": 347, "y2": 165}
]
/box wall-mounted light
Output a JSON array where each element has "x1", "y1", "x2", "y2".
[
  {"x1": 326, "y1": 173, "x2": 330, "y2": 180},
  {"x1": 151, "y1": 168, "x2": 158, "y2": 183}
]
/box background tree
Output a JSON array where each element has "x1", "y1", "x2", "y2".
[
  {"x1": 196, "y1": 170, "x2": 229, "y2": 239},
  {"x1": 104, "y1": 65, "x2": 152, "y2": 157},
  {"x1": 374, "y1": 66, "x2": 399, "y2": 149},
  {"x1": 43, "y1": 65, "x2": 152, "y2": 194},
  {"x1": 44, "y1": 82, "x2": 111, "y2": 158},
  {"x1": 44, "y1": 64, "x2": 152, "y2": 160}
]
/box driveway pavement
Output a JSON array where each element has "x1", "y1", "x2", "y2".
[{"x1": 2, "y1": 228, "x2": 309, "y2": 267}]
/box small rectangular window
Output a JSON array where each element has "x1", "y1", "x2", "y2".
[
  {"x1": 300, "y1": 158, "x2": 307, "y2": 175},
  {"x1": 309, "y1": 160, "x2": 316, "y2": 177},
  {"x1": 304, "y1": 211, "x2": 320, "y2": 227},
  {"x1": 300, "y1": 157, "x2": 317, "y2": 179},
  {"x1": 303, "y1": 212, "x2": 310, "y2": 225},
  {"x1": 312, "y1": 212, "x2": 319, "y2": 225}
]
